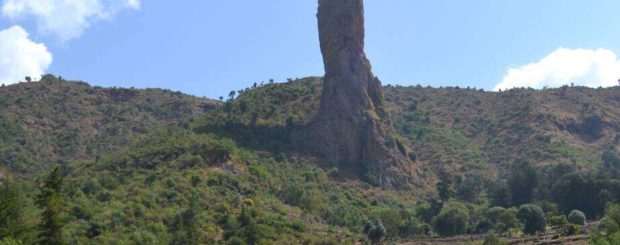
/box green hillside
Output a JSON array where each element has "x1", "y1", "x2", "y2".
[{"x1": 0, "y1": 76, "x2": 619, "y2": 244}]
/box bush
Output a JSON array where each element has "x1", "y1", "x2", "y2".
[
  {"x1": 363, "y1": 218, "x2": 386, "y2": 245},
  {"x1": 597, "y1": 216, "x2": 619, "y2": 236},
  {"x1": 326, "y1": 205, "x2": 366, "y2": 232},
  {"x1": 548, "y1": 215, "x2": 568, "y2": 227},
  {"x1": 591, "y1": 232, "x2": 620, "y2": 245},
  {"x1": 563, "y1": 223, "x2": 580, "y2": 236},
  {"x1": 606, "y1": 203, "x2": 620, "y2": 228},
  {"x1": 485, "y1": 206, "x2": 519, "y2": 233},
  {"x1": 568, "y1": 210, "x2": 586, "y2": 225},
  {"x1": 0, "y1": 237, "x2": 22, "y2": 245},
  {"x1": 498, "y1": 207, "x2": 520, "y2": 229},
  {"x1": 485, "y1": 207, "x2": 506, "y2": 224},
  {"x1": 432, "y1": 203, "x2": 470, "y2": 236},
  {"x1": 518, "y1": 204, "x2": 547, "y2": 235},
  {"x1": 483, "y1": 235, "x2": 508, "y2": 245}
]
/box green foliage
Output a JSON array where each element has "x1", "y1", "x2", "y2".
[
  {"x1": 488, "y1": 182, "x2": 511, "y2": 208},
  {"x1": 0, "y1": 180, "x2": 24, "y2": 239},
  {"x1": 606, "y1": 203, "x2": 620, "y2": 229},
  {"x1": 169, "y1": 198, "x2": 201, "y2": 245},
  {"x1": 517, "y1": 204, "x2": 546, "y2": 235},
  {"x1": 562, "y1": 223, "x2": 580, "y2": 236},
  {"x1": 567, "y1": 210, "x2": 586, "y2": 225},
  {"x1": 603, "y1": 150, "x2": 620, "y2": 178},
  {"x1": 484, "y1": 207, "x2": 519, "y2": 233},
  {"x1": 482, "y1": 235, "x2": 508, "y2": 245},
  {"x1": 597, "y1": 217, "x2": 619, "y2": 236},
  {"x1": 3, "y1": 78, "x2": 620, "y2": 243},
  {"x1": 552, "y1": 172, "x2": 617, "y2": 218},
  {"x1": 326, "y1": 205, "x2": 366, "y2": 232},
  {"x1": 0, "y1": 237, "x2": 22, "y2": 245},
  {"x1": 432, "y1": 202, "x2": 470, "y2": 236},
  {"x1": 36, "y1": 167, "x2": 66, "y2": 245},
  {"x1": 363, "y1": 218, "x2": 386, "y2": 245},
  {"x1": 436, "y1": 170, "x2": 454, "y2": 202},
  {"x1": 508, "y1": 161, "x2": 537, "y2": 206},
  {"x1": 548, "y1": 215, "x2": 568, "y2": 227},
  {"x1": 591, "y1": 232, "x2": 620, "y2": 245}
]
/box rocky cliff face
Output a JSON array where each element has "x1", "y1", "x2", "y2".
[{"x1": 295, "y1": 0, "x2": 422, "y2": 188}]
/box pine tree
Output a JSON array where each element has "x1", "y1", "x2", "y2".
[
  {"x1": 0, "y1": 179, "x2": 24, "y2": 239},
  {"x1": 170, "y1": 193, "x2": 201, "y2": 245},
  {"x1": 36, "y1": 167, "x2": 65, "y2": 245}
]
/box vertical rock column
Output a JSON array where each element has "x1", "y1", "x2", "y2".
[{"x1": 298, "y1": 0, "x2": 421, "y2": 188}]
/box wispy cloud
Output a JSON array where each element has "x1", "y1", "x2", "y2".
[
  {"x1": 494, "y1": 48, "x2": 620, "y2": 91},
  {"x1": 1, "y1": 0, "x2": 141, "y2": 42},
  {"x1": 0, "y1": 25, "x2": 52, "y2": 85}
]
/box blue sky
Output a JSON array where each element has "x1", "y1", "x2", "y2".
[{"x1": 1, "y1": 1, "x2": 619, "y2": 99}]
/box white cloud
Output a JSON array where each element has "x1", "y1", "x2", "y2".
[
  {"x1": 494, "y1": 48, "x2": 620, "y2": 91},
  {"x1": 1, "y1": 0, "x2": 140, "y2": 41},
  {"x1": 0, "y1": 25, "x2": 52, "y2": 85}
]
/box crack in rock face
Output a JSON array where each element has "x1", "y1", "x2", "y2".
[{"x1": 294, "y1": 0, "x2": 424, "y2": 189}]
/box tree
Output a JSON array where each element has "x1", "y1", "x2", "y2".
[
  {"x1": 602, "y1": 150, "x2": 620, "y2": 178},
  {"x1": 548, "y1": 215, "x2": 568, "y2": 227},
  {"x1": 518, "y1": 204, "x2": 546, "y2": 235},
  {"x1": 597, "y1": 216, "x2": 619, "y2": 236},
  {"x1": 508, "y1": 161, "x2": 537, "y2": 206},
  {"x1": 363, "y1": 218, "x2": 386, "y2": 245},
  {"x1": 432, "y1": 203, "x2": 470, "y2": 236},
  {"x1": 36, "y1": 167, "x2": 66, "y2": 245},
  {"x1": 604, "y1": 203, "x2": 620, "y2": 231},
  {"x1": 24, "y1": 77, "x2": 31, "y2": 83},
  {"x1": 552, "y1": 172, "x2": 607, "y2": 218},
  {"x1": 436, "y1": 170, "x2": 454, "y2": 202},
  {"x1": 228, "y1": 90, "x2": 236, "y2": 100},
  {"x1": 379, "y1": 209, "x2": 402, "y2": 239},
  {"x1": 568, "y1": 210, "x2": 586, "y2": 225},
  {"x1": 0, "y1": 180, "x2": 24, "y2": 239},
  {"x1": 489, "y1": 181, "x2": 512, "y2": 207},
  {"x1": 169, "y1": 196, "x2": 200, "y2": 245}
]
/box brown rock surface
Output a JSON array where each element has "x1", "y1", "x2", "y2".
[{"x1": 295, "y1": 0, "x2": 423, "y2": 188}]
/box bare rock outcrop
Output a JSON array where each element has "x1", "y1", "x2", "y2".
[{"x1": 295, "y1": 0, "x2": 423, "y2": 188}]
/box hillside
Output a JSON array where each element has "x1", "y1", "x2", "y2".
[
  {"x1": 0, "y1": 75, "x2": 219, "y2": 174},
  {"x1": 0, "y1": 77, "x2": 619, "y2": 244},
  {"x1": 215, "y1": 78, "x2": 620, "y2": 181}
]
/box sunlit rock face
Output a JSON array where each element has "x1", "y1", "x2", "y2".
[{"x1": 295, "y1": 0, "x2": 423, "y2": 189}]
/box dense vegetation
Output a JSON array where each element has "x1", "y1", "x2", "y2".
[{"x1": 0, "y1": 76, "x2": 619, "y2": 244}]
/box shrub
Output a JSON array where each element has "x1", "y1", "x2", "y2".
[
  {"x1": 226, "y1": 236, "x2": 246, "y2": 245},
  {"x1": 518, "y1": 204, "x2": 547, "y2": 235},
  {"x1": 432, "y1": 203, "x2": 470, "y2": 236},
  {"x1": 0, "y1": 237, "x2": 22, "y2": 245},
  {"x1": 399, "y1": 214, "x2": 430, "y2": 238},
  {"x1": 548, "y1": 215, "x2": 568, "y2": 227},
  {"x1": 597, "y1": 217, "x2": 619, "y2": 236},
  {"x1": 568, "y1": 210, "x2": 586, "y2": 225},
  {"x1": 563, "y1": 223, "x2": 580, "y2": 236},
  {"x1": 363, "y1": 218, "x2": 386, "y2": 245},
  {"x1": 327, "y1": 205, "x2": 366, "y2": 232},
  {"x1": 485, "y1": 206, "x2": 519, "y2": 233},
  {"x1": 497, "y1": 208, "x2": 520, "y2": 231},
  {"x1": 483, "y1": 235, "x2": 508, "y2": 245},
  {"x1": 380, "y1": 209, "x2": 403, "y2": 239},
  {"x1": 606, "y1": 203, "x2": 620, "y2": 228},
  {"x1": 212, "y1": 138, "x2": 237, "y2": 163},
  {"x1": 485, "y1": 207, "x2": 506, "y2": 224}
]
